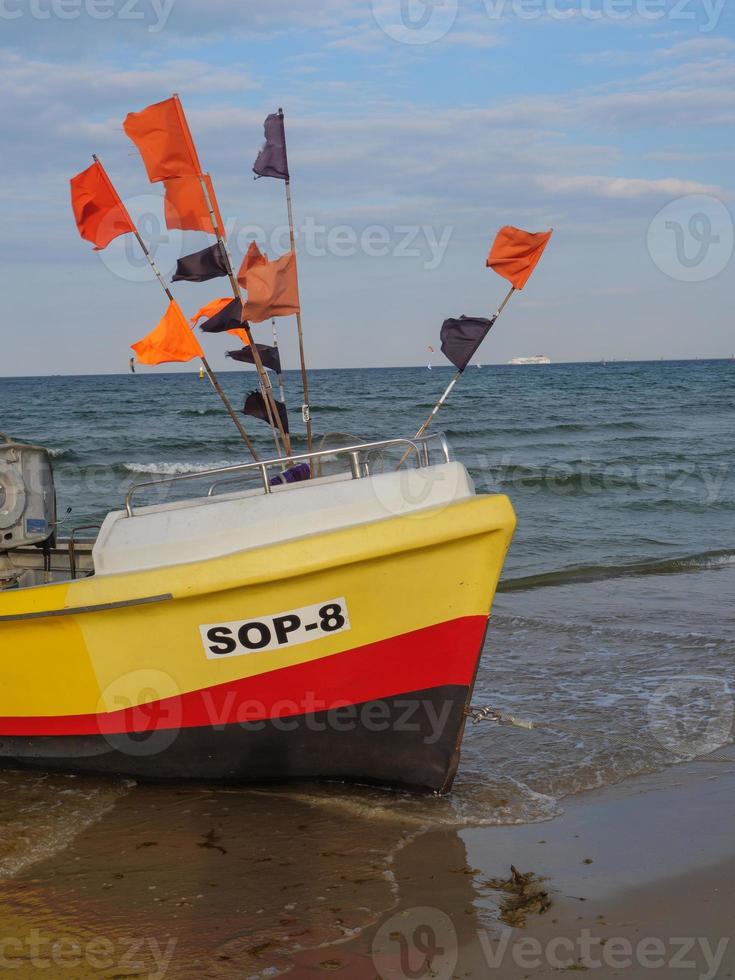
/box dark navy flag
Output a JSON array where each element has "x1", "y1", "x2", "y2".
[
  {"x1": 440, "y1": 315, "x2": 496, "y2": 373},
  {"x1": 172, "y1": 242, "x2": 229, "y2": 283},
  {"x1": 253, "y1": 112, "x2": 290, "y2": 181},
  {"x1": 227, "y1": 343, "x2": 282, "y2": 374},
  {"x1": 199, "y1": 298, "x2": 243, "y2": 333},
  {"x1": 243, "y1": 390, "x2": 290, "y2": 433},
  {"x1": 270, "y1": 463, "x2": 310, "y2": 487}
]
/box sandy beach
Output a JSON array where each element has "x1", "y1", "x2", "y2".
[{"x1": 0, "y1": 742, "x2": 733, "y2": 979}]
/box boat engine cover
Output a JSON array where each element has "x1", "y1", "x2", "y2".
[{"x1": 0, "y1": 439, "x2": 56, "y2": 550}]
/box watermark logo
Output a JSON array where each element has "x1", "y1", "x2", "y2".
[
  {"x1": 648, "y1": 675, "x2": 734, "y2": 759},
  {"x1": 647, "y1": 194, "x2": 733, "y2": 283},
  {"x1": 370, "y1": 454, "x2": 465, "y2": 520},
  {"x1": 96, "y1": 195, "x2": 183, "y2": 283},
  {"x1": 97, "y1": 668, "x2": 183, "y2": 757},
  {"x1": 0, "y1": 930, "x2": 177, "y2": 977},
  {"x1": 371, "y1": 0, "x2": 726, "y2": 41},
  {"x1": 372, "y1": 907, "x2": 458, "y2": 980},
  {"x1": 372, "y1": 0, "x2": 459, "y2": 44},
  {"x1": 372, "y1": 911, "x2": 730, "y2": 978},
  {"x1": 0, "y1": 0, "x2": 176, "y2": 32},
  {"x1": 479, "y1": 926, "x2": 729, "y2": 977},
  {"x1": 95, "y1": 203, "x2": 453, "y2": 281}
]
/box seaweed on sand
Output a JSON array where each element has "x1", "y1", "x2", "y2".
[{"x1": 485, "y1": 865, "x2": 552, "y2": 927}]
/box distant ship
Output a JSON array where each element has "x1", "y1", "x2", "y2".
[{"x1": 508, "y1": 355, "x2": 551, "y2": 365}]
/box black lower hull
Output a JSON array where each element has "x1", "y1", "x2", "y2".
[{"x1": 0, "y1": 685, "x2": 472, "y2": 793}]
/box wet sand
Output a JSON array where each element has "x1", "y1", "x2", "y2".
[{"x1": 1, "y1": 747, "x2": 734, "y2": 978}]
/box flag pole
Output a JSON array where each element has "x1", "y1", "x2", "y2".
[
  {"x1": 279, "y1": 108, "x2": 314, "y2": 453},
  {"x1": 398, "y1": 285, "x2": 516, "y2": 468},
  {"x1": 413, "y1": 372, "x2": 461, "y2": 441},
  {"x1": 170, "y1": 95, "x2": 291, "y2": 458},
  {"x1": 202, "y1": 201, "x2": 291, "y2": 458},
  {"x1": 92, "y1": 156, "x2": 260, "y2": 463},
  {"x1": 195, "y1": 171, "x2": 291, "y2": 458},
  {"x1": 272, "y1": 319, "x2": 287, "y2": 403}
]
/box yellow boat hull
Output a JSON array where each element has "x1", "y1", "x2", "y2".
[{"x1": 0, "y1": 494, "x2": 515, "y2": 792}]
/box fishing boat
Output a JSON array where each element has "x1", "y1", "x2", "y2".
[
  {"x1": 0, "y1": 432, "x2": 515, "y2": 793},
  {"x1": 0, "y1": 99, "x2": 556, "y2": 793}
]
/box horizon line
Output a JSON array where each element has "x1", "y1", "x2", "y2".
[{"x1": 2, "y1": 355, "x2": 735, "y2": 380}]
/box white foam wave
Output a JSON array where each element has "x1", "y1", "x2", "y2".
[
  {"x1": 0, "y1": 774, "x2": 133, "y2": 879},
  {"x1": 123, "y1": 460, "x2": 240, "y2": 476}
]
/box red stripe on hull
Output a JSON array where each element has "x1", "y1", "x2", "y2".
[{"x1": 0, "y1": 616, "x2": 487, "y2": 737}]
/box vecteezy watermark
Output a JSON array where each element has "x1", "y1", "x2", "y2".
[
  {"x1": 471, "y1": 452, "x2": 731, "y2": 506},
  {"x1": 372, "y1": 908, "x2": 459, "y2": 979},
  {"x1": 648, "y1": 676, "x2": 734, "y2": 760},
  {"x1": 372, "y1": 910, "x2": 730, "y2": 979},
  {"x1": 371, "y1": 0, "x2": 726, "y2": 42},
  {"x1": 97, "y1": 668, "x2": 184, "y2": 757},
  {"x1": 83, "y1": 661, "x2": 458, "y2": 760},
  {"x1": 94, "y1": 197, "x2": 454, "y2": 282},
  {"x1": 481, "y1": 0, "x2": 726, "y2": 31},
  {"x1": 371, "y1": 0, "x2": 459, "y2": 44},
  {"x1": 478, "y1": 928, "x2": 729, "y2": 978},
  {"x1": 0, "y1": 0, "x2": 176, "y2": 32},
  {"x1": 647, "y1": 194, "x2": 734, "y2": 283},
  {"x1": 0, "y1": 930, "x2": 177, "y2": 977}
]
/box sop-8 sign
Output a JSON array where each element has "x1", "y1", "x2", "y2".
[{"x1": 200, "y1": 598, "x2": 351, "y2": 660}]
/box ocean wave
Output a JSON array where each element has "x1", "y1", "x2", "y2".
[
  {"x1": 255, "y1": 774, "x2": 561, "y2": 830},
  {"x1": 499, "y1": 548, "x2": 735, "y2": 592},
  {"x1": 178, "y1": 408, "x2": 231, "y2": 418},
  {"x1": 479, "y1": 464, "x2": 643, "y2": 492},
  {"x1": 472, "y1": 461, "x2": 727, "y2": 493},
  {"x1": 616, "y1": 497, "x2": 734, "y2": 513},
  {"x1": 447, "y1": 420, "x2": 643, "y2": 439},
  {"x1": 0, "y1": 773, "x2": 133, "y2": 879},
  {"x1": 122, "y1": 460, "x2": 244, "y2": 476}
]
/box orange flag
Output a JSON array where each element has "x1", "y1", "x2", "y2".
[
  {"x1": 229, "y1": 328, "x2": 251, "y2": 345},
  {"x1": 70, "y1": 161, "x2": 136, "y2": 251},
  {"x1": 123, "y1": 96, "x2": 202, "y2": 183},
  {"x1": 487, "y1": 226, "x2": 553, "y2": 290},
  {"x1": 241, "y1": 251, "x2": 300, "y2": 324},
  {"x1": 191, "y1": 297, "x2": 233, "y2": 325},
  {"x1": 164, "y1": 175, "x2": 224, "y2": 236},
  {"x1": 237, "y1": 241, "x2": 267, "y2": 288},
  {"x1": 191, "y1": 297, "x2": 249, "y2": 346},
  {"x1": 132, "y1": 300, "x2": 204, "y2": 366}
]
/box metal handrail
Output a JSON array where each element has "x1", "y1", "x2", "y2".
[
  {"x1": 207, "y1": 476, "x2": 255, "y2": 498},
  {"x1": 68, "y1": 525, "x2": 101, "y2": 579},
  {"x1": 124, "y1": 435, "x2": 450, "y2": 518}
]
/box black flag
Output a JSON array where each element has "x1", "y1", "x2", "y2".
[
  {"x1": 199, "y1": 298, "x2": 243, "y2": 334},
  {"x1": 172, "y1": 242, "x2": 229, "y2": 283},
  {"x1": 253, "y1": 112, "x2": 290, "y2": 181},
  {"x1": 227, "y1": 344, "x2": 282, "y2": 374},
  {"x1": 244, "y1": 390, "x2": 290, "y2": 433},
  {"x1": 440, "y1": 315, "x2": 496, "y2": 373}
]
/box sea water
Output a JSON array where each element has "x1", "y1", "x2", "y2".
[{"x1": 0, "y1": 360, "x2": 733, "y2": 866}]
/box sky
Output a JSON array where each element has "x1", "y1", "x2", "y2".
[{"x1": 1, "y1": 0, "x2": 734, "y2": 375}]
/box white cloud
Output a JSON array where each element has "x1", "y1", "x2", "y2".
[
  {"x1": 658, "y1": 37, "x2": 735, "y2": 58},
  {"x1": 535, "y1": 174, "x2": 728, "y2": 200}
]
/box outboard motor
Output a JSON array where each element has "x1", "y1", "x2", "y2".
[{"x1": 0, "y1": 433, "x2": 57, "y2": 587}]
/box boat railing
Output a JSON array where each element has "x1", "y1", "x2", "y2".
[
  {"x1": 124, "y1": 433, "x2": 451, "y2": 518},
  {"x1": 68, "y1": 525, "x2": 102, "y2": 579}
]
